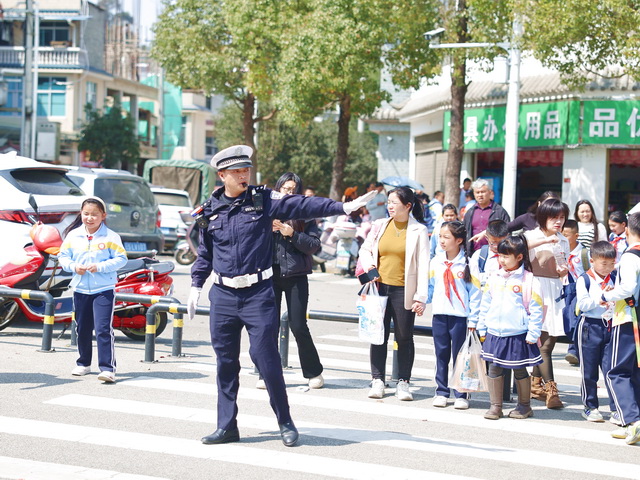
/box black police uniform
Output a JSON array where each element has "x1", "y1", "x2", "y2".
[{"x1": 191, "y1": 185, "x2": 344, "y2": 434}]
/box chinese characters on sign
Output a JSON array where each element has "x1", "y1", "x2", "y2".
[
  {"x1": 443, "y1": 102, "x2": 569, "y2": 150},
  {"x1": 583, "y1": 101, "x2": 640, "y2": 144}
]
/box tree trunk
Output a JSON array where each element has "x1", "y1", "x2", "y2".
[
  {"x1": 242, "y1": 93, "x2": 258, "y2": 184},
  {"x1": 444, "y1": 0, "x2": 468, "y2": 208},
  {"x1": 330, "y1": 95, "x2": 351, "y2": 201}
]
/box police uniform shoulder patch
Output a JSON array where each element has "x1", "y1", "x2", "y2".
[{"x1": 271, "y1": 191, "x2": 284, "y2": 200}]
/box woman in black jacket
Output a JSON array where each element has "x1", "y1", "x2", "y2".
[{"x1": 257, "y1": 172, "x2": 325, "y2": 390}]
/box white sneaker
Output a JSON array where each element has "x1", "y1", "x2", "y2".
[
  {"x1": 626, "y1": 422, "x2": 640, "y2": 445},
  {"x1": 97, "y1": 371, "x2": 115, "y2": 383},
  {"x1": 368, "y1": 379, "x2": 385, "y2": 399},
  {"x1": 611, "y1": 426, "x2": 628, "y2": 439},
  {"x1": 432, "y1": 395, "x2": 448, "y2": 408},
  {"x1": 610, "y1": 411, "x2": 622, "y2": 426},
  {"x1": 308, "y1": 374, "x2": 324, "y2": 389},
  {"x1": 454, "y1": 398, "x2": 470, "y2": 410},
  {"x1": 581, "y1": 408, "x2": 604, "y2": 422},
  {"x1": 256, "y1": 378, "x2": 266, "y2": 390},
  {"x1": 395, "y1": 380, "x2": 413, "y2": 401},
  {"x1": 71, "y1": 365, "x2": 90, "y2": 376}
]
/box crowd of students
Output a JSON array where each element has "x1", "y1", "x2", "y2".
[{"x1": 356, "y1": 184, "x2": 640, "y2": 447}]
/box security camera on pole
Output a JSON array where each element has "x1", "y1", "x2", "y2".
[{"x1": 427, "y1": 20, "x2": 522, "y2": 219}]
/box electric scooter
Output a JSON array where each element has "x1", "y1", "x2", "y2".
[{"x1": 0, "y1": 196, "x2": 174, "y2": 341}]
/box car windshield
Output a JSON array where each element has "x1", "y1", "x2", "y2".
[
  {"x1": 9, "y1": 169, "x2": 84, "y2": 195},
  {"x1": 153, "y1": 192, "x2": 191, "y2": 207},
  {"x1": 95, "y1": 178, "x2": 155, "y2": 207}
]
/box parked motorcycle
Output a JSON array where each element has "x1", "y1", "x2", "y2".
[
  {"x1": 174, "y1": 213, "x2": 198, "y2": 266},
  {"x1": 0, "y1": 196, "x2": 174, "y2": 341}
]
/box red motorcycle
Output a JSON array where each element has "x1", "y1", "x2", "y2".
[{"x1": 0, "y1": 200, "x2": 174, "y2": 341}]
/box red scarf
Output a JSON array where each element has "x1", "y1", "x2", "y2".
[
  {"x1": 586, "y1": 268, "x2": 611, "y2": 289},
  {"x1": 444, "y1": 261, "x2": 465, "y2": 309}
]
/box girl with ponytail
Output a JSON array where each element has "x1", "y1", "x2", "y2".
[
  {"x1": 357, "y1": 187, "x2": 430, "y2": 401},
  {"x1": 427, "y1": 220, "x2": 481, "y2": 409}
]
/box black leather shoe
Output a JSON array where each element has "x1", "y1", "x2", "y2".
[
  {"x1": 201, "y1": 428, "x2": 240, "y2": 445},
  {"x1": 279, "y1": 422, "x2": 299, "y2": 447}
]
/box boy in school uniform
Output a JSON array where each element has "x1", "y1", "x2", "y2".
[
  {"x1": 469, "y1": 220, "x2": 509, "y2": 292},
  {"x1": 562, "y1": 219, "x2": 590, "y2": 365},
  {"x1": 601, "y1": 212, "x2": 640, "y2": 445},
  {"x1": 574, "y1": 241, "x2": 618, "y2": 423}
]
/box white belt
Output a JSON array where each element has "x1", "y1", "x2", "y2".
[{"x1": 212, "y1": 267, "x2": 273, "y2": 289}]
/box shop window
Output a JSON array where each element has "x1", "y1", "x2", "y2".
[{"x1": 0, "y1": 77, "x2": 22, "y2": 117}]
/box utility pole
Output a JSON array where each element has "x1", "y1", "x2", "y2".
[{"x1": 21, "y1": 0, "x2": 34, "y2": 158}]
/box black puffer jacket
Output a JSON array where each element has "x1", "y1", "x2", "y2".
[{"x1": 273, "y1": 220, "x2": 322, "y2": 278}]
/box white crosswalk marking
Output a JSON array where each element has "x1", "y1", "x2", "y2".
[
  {"x1": 0, "y1": 416, "x2": 476, "y2": 480},
  {"x1": 0, "y1": 456, "x2": 171, "y2": 480},
  {"x1": 43, "y1": 394, "x2": 637, "y2": 478}
]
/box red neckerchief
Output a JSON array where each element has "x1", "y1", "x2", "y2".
[
  {"x1": 567, "y1": 253, "x2": 577, "y2": 275},
  {"x1": 444, "y1": 260, "x2": 465, "y2": 309},
  {"x1": 586, "y1": 268, "x2": 611, "y2": 289},
  {"x1": 611, "y1": 235, "x2": 625, "y2": 248}
]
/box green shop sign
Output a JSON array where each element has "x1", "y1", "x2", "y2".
[
  {"x1": 582, "y1": 100, "x2": 640, "y2": 145},
  {"x1": 443, "y1": 102, "x2": 570, "y2": 150}
]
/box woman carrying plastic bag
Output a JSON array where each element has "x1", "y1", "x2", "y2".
[{"x1": 356, "y1": 187, "x2": 429, "y2": 401}]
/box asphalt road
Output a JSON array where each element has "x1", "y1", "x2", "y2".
[{"x1": 0, "y1": 255, "x2": 637, "y2": 480}]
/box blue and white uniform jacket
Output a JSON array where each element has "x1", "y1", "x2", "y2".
[
  {"x1": 59, "y1": 223, "x2": 128, "y2": 294},
  {"x1": 427, "y1": 250, "x2": 481, "y2": 325},
  {"x1": 576, "y1": 269, "x2": 616, "y2": 319},
  {"x1": 477, "y1": 265, "x2": 544, "y2": 343}
]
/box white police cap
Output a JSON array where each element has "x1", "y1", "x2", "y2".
[{"x1": 211, "y1": 145, "x2": 253, "y2": 170}]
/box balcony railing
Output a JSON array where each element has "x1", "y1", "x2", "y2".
[{"x1": 0, "y1": 46, "x2": 88, "y2": 69}]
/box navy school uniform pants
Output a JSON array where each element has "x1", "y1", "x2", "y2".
[
  {"x1": 606, "y1": 322, "x2": 640, "y2": 426},
  {"x1": 209, "y1": 280, "x2": 292, "y2": 431},
  {"x1": 73, "y1": 289, "x2": 116, "y2": 372},
  {"x1": 575, "y1": 316, "x2": 615, "y2": 411},
  {"x1": 432, "y1": 314, "x2": 468, "y2": 399}
]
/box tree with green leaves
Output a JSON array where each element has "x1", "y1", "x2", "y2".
[
  {"x1": 151, "y1": 0, "x2": 286, "y2": 182},
  {"x1": 516, "y1": 0, "x2": 640, "y2": 85},
  {"x1": 78, "y1": 103, "x2": 140, "y2": 169}
]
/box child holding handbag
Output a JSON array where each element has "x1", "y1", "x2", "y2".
[{"x1": 475, "y1": 235, "x2": 544, "y2": 420}]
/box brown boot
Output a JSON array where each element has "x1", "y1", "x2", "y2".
[
  {"x1": 544, "y1": 380, "x2": 564, "y2": 409},
  {"x1": 509, "y1": 377, "x2": 534, "y2": 419},
  {"x1": 530, "y1": 376, "x2": 546, "y2": 401},
  {"x1": 484, "y1": 376, "x2": 504, "y2": 420}
]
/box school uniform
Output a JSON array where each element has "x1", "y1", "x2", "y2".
[
  {"x1": 59, "y1": 223, "x2": 128, "y2": 373},
  {"x1": 575, "y1": 269, "x2": 617, "y2": 412},
  {"x1": 567, "y1": 243, "x2": 589, "y2": 282},
  {"x1": 477, "y1": 265, "x2": 543, "y2": 368},
  {"x1": 427, "y1": 250, "x2": 481, "y2": 398},
  {"x1": 469, "y1": 247, "x2": 501, "y2": 291},
  {"x1": 602, "y1": 243, "x2": 640, "y2": 427},
  {"x1": 609, "y1": 232, "x2": 628, "y2": 268}
]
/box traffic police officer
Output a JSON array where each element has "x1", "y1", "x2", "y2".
[{"x1": 187, "y1": 145, "x2": 376, "y2": 447}]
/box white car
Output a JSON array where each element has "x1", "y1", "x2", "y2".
[
  {"x1": 150, "y1": 186, "x2": 193, "y2": 251},
  {"x1": 0, "y1": 153, "x2": 87, "y2": 267}
]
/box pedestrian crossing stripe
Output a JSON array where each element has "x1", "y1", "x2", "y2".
[
  {"x1": 0, "y1": 455, "x2": 171, "y2": 480},
  {"x1": 43, "y1": 394, "x2": 638, "y2": 478},
  {"x1": 0, "y1": 415, "x2": 477, "y2": 480},
  {"x1": 120, "y1": 376, "x2": 621, "y2": 448}
]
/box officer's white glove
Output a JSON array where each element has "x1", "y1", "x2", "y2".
[
  {"x1": 343, "y1": 190, "x2": 378, "y2": 215},
  {"x1": 187, "y1": 286, "x2": 201, "y2": 321}
]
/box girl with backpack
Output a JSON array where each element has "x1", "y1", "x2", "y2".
[{"x1": 475, "y1": 235, "x2": 543, "y2": 420}]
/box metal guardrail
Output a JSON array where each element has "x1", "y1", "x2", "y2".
[{"x1": 0, "y1": 286, "x2": 55, "y2": 352}]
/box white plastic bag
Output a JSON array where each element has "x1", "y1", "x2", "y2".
[
  {"x1": 356, "y1": 282, "x2": 388, "y2": 345},
  {"x1": 450, "y1": 330, "x2": 489, "y2": 393}
]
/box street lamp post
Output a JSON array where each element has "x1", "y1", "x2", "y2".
[{"x1": 429, "y1": 21, "x2": 521, "y2": 218}]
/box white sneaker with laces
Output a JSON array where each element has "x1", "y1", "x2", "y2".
[
  {"x1": 368, "y1": 379, "x2": 385, "y2": 399},
  {"x1": 581, "y1": 408, "x2": 604, "y2": 422},
  {"x1": 432, "y1": 395, "x2": 448, "y2": 408},
  {"x1": 71, "y1": 365, "x2": 91, "y2": 376},
  {"x1": 610, "y1": 411, "x2": 622, "y2": 426},
  {"x1": 454, "y1": 398, "x2": 470, "y2": 410},
  {"x1": 626, "y1": 422, "x2": 640, "y2": 445},
  {"x1": 308, "y1": 374, "x2": 324, "y2": 389},
  {"x1": 395, "y1": 380, "x2": 413, "y2": 401},
  {"x1": 97, "y1": 371, "x2": 115, "y2": 383},
  {"x1": 256, "y1": 378, "x2": 266, "y2": 390}
]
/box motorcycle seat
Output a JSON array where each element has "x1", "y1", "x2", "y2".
[{"x1": 117, "y1": 258, "x2": 175, "y2": 276}]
